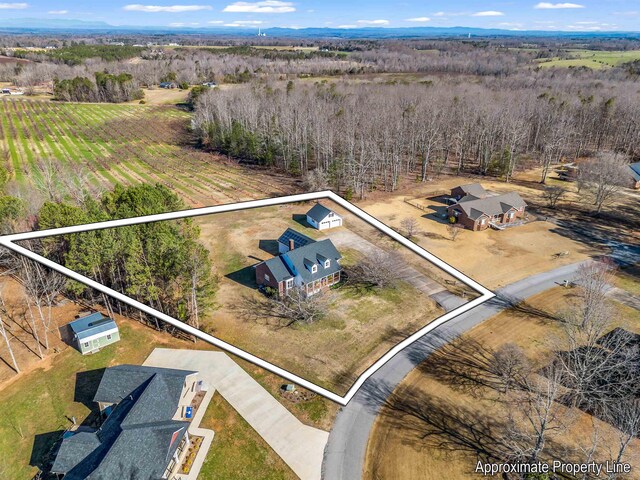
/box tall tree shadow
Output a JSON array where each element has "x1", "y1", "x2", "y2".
[{"x1": 362, "y1": 378, "x2": 512, "y2": 463}]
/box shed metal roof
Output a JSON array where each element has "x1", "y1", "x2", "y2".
[{"x1": 69, "y1": 313, "x2": 117, "y2": 341}]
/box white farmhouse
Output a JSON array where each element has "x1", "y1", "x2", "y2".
[{"x1": 306, "y1": 203, "x2": 343, "y2": 230}]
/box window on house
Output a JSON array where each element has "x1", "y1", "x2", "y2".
[
  {"x1": 311, "y1": 265, "x2": 318, "y2": 273},
  {"x1": 84, "y1": 342, "x2": 89, "y2": 348},
  {"x1": 286, "y1": 279, "x2": 294, "y2": 289},
  {"x1": 324, "y1": 259, "x2": 330, "y2": 268},
  {"x1": 264, "y1": 273, "x2": 270, "y2": 282},
  {"x1": 106, "y1": 334, "x2": 112, "y2": 340}
]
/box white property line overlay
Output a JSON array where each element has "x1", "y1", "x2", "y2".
[{"x1": 0, "y1": 191, "x2": 495, "y2": 405}]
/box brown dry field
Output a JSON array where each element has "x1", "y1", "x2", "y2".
[
  {"x1": 358, "y1": 173, "x2": 602, "y2": 290},
  {"x1": 364, "y1": 279, "x2": 640, "y2": 480},
  {"x1": 0, "y1": 274, "x2": 338, "y2": 430},
  {"x1": 195, "y1": 199, "x2": 465, "y2": 396},
  {"x1": 133, "y1": 87, "x2": 190, "y2": 105}
]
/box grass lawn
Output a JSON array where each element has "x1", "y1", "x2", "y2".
[
  {"x1": 536, "y1": 49, "x2": 640, "y2": 69},
  {"x1": 196, "y1": 200, "x2": 446, "y2": 395},
  {"x1": 363, "y1": 273, "x2": 640, "y2": 480},
  {"x1": 0, "y1": 316, "x2": 319, "y2": 479},
  {"x1": 198, "y1": 393, "x2": 297, "y2": 480}
]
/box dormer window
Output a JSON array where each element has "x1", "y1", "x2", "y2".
[
  {"x1": 324, "y1": 259, "x2": 330, "y2": 268},
  {"x1": 311, "y1": 264, "x2": 318, "y2": 274}
]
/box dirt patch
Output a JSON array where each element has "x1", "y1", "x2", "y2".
[{"x1": 358, "y1": 175, "x2": 598, "y2": 289}]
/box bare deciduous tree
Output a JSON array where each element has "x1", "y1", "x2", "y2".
[
  {"x1": 490, "y1": 343, "x2": 529, "y2": 395},
  {"x1": 505, "y1": 365, "x2": 564, "y2": 464},
  {"x1": 346, "y1": 250, "x2": 400, "y2": 289},
  {"x1": 0, "y1": 289, "x2": 20, "y2": 373},
  {"x1": 446, "y1": 223, "x2": 462, "y2": 242},
  {"x1": 542, "y1": 185, "x2": 567, "y2": 209},
  {"x1": 578, "y1": 153, "x2": 631, "y2": 214},
  {"x1": 606, "y1": 398, "x2": 640, "y2": 469},
  {"x1": 400, "y1": 217, "x2": 419, "y2": 239}
]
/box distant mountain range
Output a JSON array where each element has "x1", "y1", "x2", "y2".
[{"x1": 1, "y1": 18, "x2": 638, "y2": 38}]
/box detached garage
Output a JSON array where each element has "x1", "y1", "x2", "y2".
[{"x1": 306, "y1": 203, "x2": 343, "y2": 230}]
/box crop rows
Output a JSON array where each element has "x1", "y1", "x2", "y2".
[{"x1": 0, "y1": 99, "x2": 292, "y2": 206}]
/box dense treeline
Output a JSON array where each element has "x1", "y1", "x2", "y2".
[
  {"x1": 193, "y1": 78, "x2": 640, "y2": 197},
  {"x1": 12, "y1": 44, "x2": 145, "y2": 66},
  {"x1": 35, "y1": 184, "x2": 215, "y2": 329},
  {"x1": 3, "y1": 39, "x2": 639, "y2": 95},
  {"x1": 53, "y1": 71, "x2": 143, "y2": 102}
]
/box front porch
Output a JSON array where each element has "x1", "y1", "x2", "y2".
[
  {"x1": 168, "y1": 387, "x2": 216, "y2": 480},
  {"x1": 304, "y1": 271, "x2": 341, "y2": 296}
]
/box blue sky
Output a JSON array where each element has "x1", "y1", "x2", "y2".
[{"x1": 1, "y1": 1, "x2": 639, "y2": 30}]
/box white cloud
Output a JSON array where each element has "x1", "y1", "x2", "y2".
[
  {"x1": 406, "y1": 17, "x2": 430, "y2": 22},
  {"x1": 0, "y1": 3, "x2": 28, "y2": 9},
  {"x1": 573, "y1": 21, "x2": 598, "y2": 24},
  {"x1": 123, "y1": 4, "x2": 212, "y2": 13},
  {"x1": 534, "y1": 2, "x2": 584, "y2": 9},
  {"x1": 48, "y1": 9, "x2": 68, "y2": 14},
  {"x1": 223, "y1": 1, "x2": 295, "y2": 13},
  {"x1": 336, "y1": 24, "x2": 357, "y2": 28},
  {"x1": 498, "y1": 22, "x2": 523, "y2": 27},
  {"x1": 433, "y1": 11, "x2": 446, "y2": 17},
  {"x1": 207, "y1": 20, "x2": 224, "y2": 23},
  {"x1": 472, "y1": 10, "x2": 504, "y2": 16},
  {"x1": 169, "y1": 22, "x2": 186, "y2": 26},
  {"x1": 356, "y1": 19, "x2": 389, "y2": 25},
  {"x1": 225, "y1": 19, "x2": 264, "y2": 25}
]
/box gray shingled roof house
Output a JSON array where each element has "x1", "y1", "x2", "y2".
[
  {"x1": 51, "y1": 365, "x2": 200, "y2": 480},
  {"x1": 306, "y1": 203, "x2": 343, "y2": 230},
  {"x1": 256, "y1": 231, "x2": 342, "y2": 296},
  {"x1": 447, "y1": 183, "x2": 527, "y2": 231}
]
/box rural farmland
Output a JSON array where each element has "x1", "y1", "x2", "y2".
[{"x1": 0, "y1": 99, "x2": 292, "y2": 206}]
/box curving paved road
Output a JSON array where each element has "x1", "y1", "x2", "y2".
[{"x1": 322, "y1": 261, "x2": 591, "y2": 480}]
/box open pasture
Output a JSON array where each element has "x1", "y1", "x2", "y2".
[{"x1": 536, "y1": 49, "x2": 640, "y2": 69}]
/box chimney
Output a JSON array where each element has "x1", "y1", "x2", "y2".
[{"x1": 289, "y1": 239, "x2": 295, "y2": 251}]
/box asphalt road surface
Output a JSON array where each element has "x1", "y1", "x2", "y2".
[{"x1": 322, "y1": 260, "x2": 591, "y2": 480}]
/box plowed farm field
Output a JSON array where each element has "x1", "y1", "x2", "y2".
[{"x1": 0, "y1": 98, "x2": 294, "y2": 206}]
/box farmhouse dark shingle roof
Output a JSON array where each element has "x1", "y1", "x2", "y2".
[
  {"x1": 262, "y1": 239, "x2": 342, "y2": 284},
  {"x1": 52, "y1": 365, "x2": 195, "y2": 480},
  {"x1": 306, "y1": 203, "x2": 337, "y2": 222}
]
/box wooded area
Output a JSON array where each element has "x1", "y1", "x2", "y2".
[{"x1": 194, "y1": 77, "x2": 638, "y2": 198}]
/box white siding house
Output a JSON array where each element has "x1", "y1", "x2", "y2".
[{"x1": 306, "y1": 204, "x2": 343, "y2": 230}]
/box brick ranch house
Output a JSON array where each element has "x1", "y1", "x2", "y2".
[
  {"x1": 256, "y1": 230, "x2": 342, "y2": 296},
  {"x1": 447, "y1": 183, "x2": 527, "y2": 231}
]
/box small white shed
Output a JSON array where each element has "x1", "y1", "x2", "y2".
[{"x1": 306, "y1": 204, "x2": 343, "y2": 230}]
